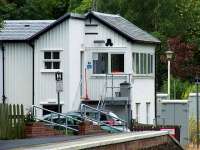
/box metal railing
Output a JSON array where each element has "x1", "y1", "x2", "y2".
[
  {"x1": 32, "y1": 105, "x2": 82, "y2": 133},
  {"x1": 105, "y1": 73, "x2": 132, "y2": 99},
  {"x1": 80, "y1": 104, "x2": 129, "y2": 132}
]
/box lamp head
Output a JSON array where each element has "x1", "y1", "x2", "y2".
[{"x1": 165, "y1": 50, "x2": 174, "y2": 60}]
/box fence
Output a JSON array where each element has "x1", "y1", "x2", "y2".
[{"x1": 0, "y1": 104, "x2": 25, "y2": 139}]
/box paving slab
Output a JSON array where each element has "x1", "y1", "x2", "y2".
[
  {"x1": 10, "y1": 131, "x2": 169, "y2": 150},
  {"x1": 0, "y1": 135, "x2": 93, "y2": 150}
]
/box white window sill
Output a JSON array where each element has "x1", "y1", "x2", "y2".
[
  {"x1": 91, "y1": 72, "x2": 126, "y2": 76},
  {"x1": 40, "y1": 69, "x2": 63, "y2": 73},
  {"x1": 132, "y1": 74, "x2": 154, "y2": 78}
]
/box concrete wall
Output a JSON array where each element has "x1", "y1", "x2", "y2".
[
  {"x1": 4, "y1": 43, "x2": 32, "y2": 110},
  {"x1": 188, "y1": 93, "x2": 200, "y2": 119},
  {"x1": 156, "y1": 99, "x2": 189, "y2": 145}
]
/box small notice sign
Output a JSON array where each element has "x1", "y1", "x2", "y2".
[
  {"x1": 55, "y1": 72, "x2": 63, "y2": 81},
  {"x1": 56, "y1": 81, "x2": 63, "y2": 92}
]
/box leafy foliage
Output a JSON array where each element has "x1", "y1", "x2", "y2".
[
  {"x1": 161, "y1": 76, "x2": 194, "y2": 99},
  {"x1": 160, "y1": 37, "x2": 200, "y2": 80},
  {"x1": 0, "y1": 0, "x2": 200, "y2": 91}
]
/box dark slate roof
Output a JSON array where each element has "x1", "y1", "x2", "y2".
[
  {"x1": 0, "y1": 12, "x2": 160, "y2": 44},
  {"x1": 0, "y1": 20, "x2": 55, "y2": 41},
  {"x1": 89, "y1": 11, "x2": 160, "y2": 44},
  {"x1": 28, "y1": 13, "x2": 85, "y2": 40}
]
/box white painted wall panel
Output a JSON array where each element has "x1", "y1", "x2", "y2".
[
  {"x1": 131, "y1": 78, "x2": 155, "y2": 124},
  {"x1": 84, "y1": 19, "x2": 127, "y2": 48},
  {"x1": 34, "y1": 19, "x2": 68, "y2": 112},
  {"x1": 68, "y1": 19, "x2": 84, "y2": 111},
  {"x1": 4, "y1": 43, "x2": 32, "y2": 110},
  {"x1": 84, "y1": 18, "x2": 156, "y2": 124},
  {"x1": 0, "y1": 49, "x2": 2, "y2": 100},
  {"x1": 34, "y1": 18, "x2": 84, "y2": 114}
]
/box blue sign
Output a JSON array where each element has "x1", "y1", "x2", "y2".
[{"x1": 87, "y1": 62, "x2": 92, "y2": 69}]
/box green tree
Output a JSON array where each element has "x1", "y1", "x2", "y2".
[{"x1": 70, "y1": 0, "x2": 92, "y2": 13}]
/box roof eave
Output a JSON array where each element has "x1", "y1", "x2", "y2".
[
  {"x1": 28, "y1": 13, "x2": 85, "y2": 41},
  {"x1": 0, "y1": 39, "x2": 28, "y2": 42}
]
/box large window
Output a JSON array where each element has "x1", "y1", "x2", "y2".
[
  {"x1": 44, "y1": 51, "x2": 61, "y2": 70},
  {"x1": 132, "y1": 52, "x2": 153, "y2": 74},
  {"x1": 93, "y1": 52, "x2": 124, "y2": 74},
  {"x1": 111, "y1": 54, "x2": 124, "y2": 73},
  {"x1": 93, "y1": 53, "x2": 108, "y2": 74}
]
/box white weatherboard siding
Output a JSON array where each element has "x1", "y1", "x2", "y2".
[
  {"x1": 131, "y1": 78, "x2": 155, "y2": 124},
  {"x1": 34, "y1": 18, "x2": 84, "y2": 115},
  {"x1": 68, "y1": 19, "x2": 84, "y2": 111},
  {"x1": 34, "y1": 19, "x2": 68, "y2": 115},
  {"x1": 84, "y1": 18, "x2": 156, "y2": 124},
  {"x1": 130, "y1": 44, "x2": 155, "y2": 124},
  {"x1": 4, "y1": 43, "x2": 32, "y2": 110},
  {"x1": 0, "y1": 49, "x2": 2, "y2": 99},
  {"x1": 84, "y1": 19, "x2": 127, "y2": 48}
]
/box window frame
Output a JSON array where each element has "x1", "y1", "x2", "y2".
[
  {"x1": 92, "y1": 51, "x2": 125, "y2": 75},
  {"x1": 41, "y1": 50, "x2": 62, "y2": 73},
  {"x1": 132, "y1": 52, "x2": 154, "y2": 76}
]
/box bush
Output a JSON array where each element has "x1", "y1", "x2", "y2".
[
  {"x1": 161, "y1": 77, "x2": 194, "y2": 99},
  {"x1": 24, "y1": 111, "x2": 35, "y2": 123}
]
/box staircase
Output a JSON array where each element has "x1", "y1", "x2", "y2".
[{"x1": 31, "y1": 104, "x2": 129, "y2": 135}]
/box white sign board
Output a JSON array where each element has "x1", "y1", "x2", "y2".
[{"x1": 56, "y1": 81, "x2": 63, "y2": 92}]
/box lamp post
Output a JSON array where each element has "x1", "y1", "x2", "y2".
[
  {"x1": 165, "y1": 50, "x2": 173, "y2": 100},
  {"x1": 195, "y1": 76, "x2": 200, "y2": 149}
]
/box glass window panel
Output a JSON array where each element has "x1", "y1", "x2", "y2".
[
  {"x1": 136, "y1": 53, "x2": 139, "y2": 74},
  {"x1": 144, "y1": 54, "x2": 147, "y2": 74},
  {"x1": 111, "y1": 54, "x2": 124, "y2": 73},
  {"x1": 132, "y1": 53, "x2": 135, "y2": 73},
  {"x1": 150, "y1": 55, "x2": 153, "y2": 73},
  {"x1": 140, "y1": 53, "x2": 144, "y2": 74},
  {"x1": 148, "y1": 54, "x2": 151, "y2": 74},
  {"x1": 93, "y1": 53, "x2": 108, "y2": 74},
  {"x1": 44, "y1": 52, "x2": 51, "y2": 59},
  {"x1": 53, "y1": 52, "x2": 60, "y2": 59},
  {"x1": 53, "y1": 62, "x2": 60, "y2": 69},
  {"x1": 44, "y1": 62, "x2": 52, "y2": 69}
]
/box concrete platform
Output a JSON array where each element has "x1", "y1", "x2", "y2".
[{"x1": 10, "y1": 131, "x2": 173, "y2": 150}]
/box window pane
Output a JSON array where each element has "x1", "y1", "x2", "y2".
[
  {"x1": 93, "y1": 53, "x2": 108, "y2": 74},
  {"x1": 148, "y1": 54, "x2": 151, "y2": 73},
  {"x1": 45, "y1": 62, "x2": 52, "y2": 69},
  {"x1": 150, "y1": 55, "x2": 153, "y2": 73},
  {"x1": 132, "y1": 53, "x2": 135, "y2": 73},
  {"x1": 140, "y1": 53, "x2": 144, "y2": 74},
  {"x1": 136, "y1": 53, "x2": 139, "y2": 74},
  {"x1": 53, "y1": 52, "x2": 60, "y2": 59},
  {"x1": 144, "y1": 54, "x2": 147, "y2": 74},
  {"x1": 44, "y1": 52, "x2": 51, "y2": 59},
  {"x1": 53, "y1": 62, "x2": 60, "y2": 69},
  {"x1": 111, "y1": 54, "x2": 124, "y2": 73}
]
